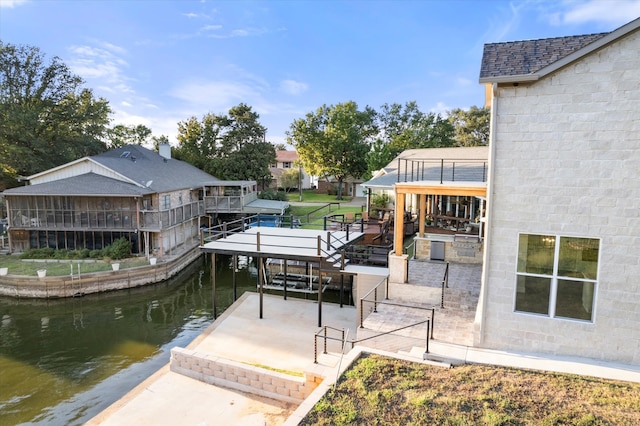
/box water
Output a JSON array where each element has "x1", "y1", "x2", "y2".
[
  {"x1": 0, "y1": 254, "x2": 258, "y2": 426},
  {"x1": 0, "y1": 254, "x2": 350, "y2": 426}
]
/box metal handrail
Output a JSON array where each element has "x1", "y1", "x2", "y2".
[
  {"x1": 314, "y1": 325, "x2": 346, "y2": 364},
  {"x1": 440, "y1": 262, "x2": 449, "y2": 308}
]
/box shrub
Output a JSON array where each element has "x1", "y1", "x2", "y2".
[
  {"x1": 105, "y1": 237, "x2": 131, "y2": 260},
  {"x1": 259, "y1": 189, "x2": 288, "y2": 201}
]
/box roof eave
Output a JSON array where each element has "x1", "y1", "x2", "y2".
[
  {"x1": 534, "y1": 17, "x2": 640, "y2": 78},
  {"x1": 481, "y1": 17, "x2": 640, "y2": 84},
  {"x1": 479, "y1": 74, "x2": 539, "y2": 84}
]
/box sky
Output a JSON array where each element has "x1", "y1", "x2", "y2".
[{"x1": 1, "y1": 0, "x2": 639, "y2": 147}]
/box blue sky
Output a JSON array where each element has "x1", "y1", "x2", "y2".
[{"x1": 1, "y1": 0, "x2": 639, "y2": 146}]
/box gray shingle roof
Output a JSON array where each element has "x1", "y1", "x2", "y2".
[
  {"x1": 3, "y1": 172, "x2": 154, "y2": 197},
  {"x1": 91, "y1": 145, "x2": 219, "y2": 193},
  {"x1": 480, "y1": 33, "x2": 607, "y2": 80}
]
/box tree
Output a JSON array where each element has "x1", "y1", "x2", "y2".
[
  {"x1": 279, "y1": 168, "x2": 300, "y2": 192},
  {"x1": 0, "y1": 42, "x2": 111, "y2": 189},
  {"x1": 288, "y1": 101, "x2": 376, "y2": 200},
  {"x1": 366, "y1": 101, "x2": 455, "y2": 175},
  {"x1": 107, "y1": 124, "x2": 153, "y2": 147},
  {"x1": 448, "y1": 106, "x2": 490, "y2": 147},
  {"x1": 174, "y1": 104, "x2": 275, "y2": 187}
]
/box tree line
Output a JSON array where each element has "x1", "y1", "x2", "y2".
[{"x1": 0, "y1": 41, "x2": 489, "y2": 198}]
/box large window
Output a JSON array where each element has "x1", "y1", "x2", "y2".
[{"x1": 515, "y1": 234, "x2": 599, "y2": 321}]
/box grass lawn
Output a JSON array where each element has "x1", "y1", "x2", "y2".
[
  {"x1": 301, "y1": 353, "x2": 640, "y2": 425},
  {"x1": 0, "y1": 255, "x2": 149, "y2": 277},
  {"x1": 286, "y1": 189, "x2": 353, "y2": 203}
]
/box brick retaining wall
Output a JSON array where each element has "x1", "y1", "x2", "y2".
[{"x1": 170, "y1": 347, "x2": 320, "y2": 404}]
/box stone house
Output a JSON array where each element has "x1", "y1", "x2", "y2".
[
  {"x1": 475, "y1": 17, "x2": 640, "y2": 365},
  {"x1": 2, "y1": 144, "x2": 287, "y2": 258}
]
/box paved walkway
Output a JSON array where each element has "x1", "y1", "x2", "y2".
[{"x1": 88, "y1": 259, "x2": 640, "y2": 425}]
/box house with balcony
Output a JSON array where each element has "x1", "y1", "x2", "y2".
[
  {"x1": 474, "y1": 17, "x2": 640, "y2": 365},
  {"x1": 2, "y1": 144, "x2": 287, "y2": 258}
]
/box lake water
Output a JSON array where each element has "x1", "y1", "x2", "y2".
[
  {"x1": 0, "y1": 255, "x2": 258, "y2": 426},
  {"x1": 0, "y1": 254, "x2": 350, "y2": 426}
]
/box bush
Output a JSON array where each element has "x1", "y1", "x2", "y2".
[
  {"x1": 105, "y1": 237, "x2": 131, "y2": 260},
  {"x1": 259, "y1": 189, "x2": 288, "y2": 201}
]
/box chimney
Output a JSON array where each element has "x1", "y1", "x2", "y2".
[{"x1": 159, "y1": 143, "x2": 171, "y2": 160}]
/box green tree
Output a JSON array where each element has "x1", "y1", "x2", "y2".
[
  {"x1": 448, "y1": 106, "x2": 490, "y2": 146},
  {"x1": 174, "y1": 104, "x2": 275, "y2": 187},
  {"x1": 107, "y1": 124, "x2": 153, "y2": 147},
  {"x1": 367, "y1": 101, "x2": 455, "y2": 175},
  {"x1": 174, "y1": 113, "x2": 221, "y2": 175},
  {"x1": 279, "y1": 168, "x2": 300, "y2": 192},
  {"x1": 288, "y1": 101, "x2": 376, "y2": 200},
  {"x1": 0, "y1": 42, "x2": 111, "y2": 189}
]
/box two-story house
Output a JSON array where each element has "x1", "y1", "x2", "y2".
[
  {"x1": 269, "y1": 150, "x2": 314, "y2": 190},
  {"x1": 475, "y1": 17, "x2": 640, "y2": 365},
  {"x1": 2, "y1": 144, "x2": 287, "y2": 258}
]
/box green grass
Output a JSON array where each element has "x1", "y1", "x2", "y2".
[
  {"x1": 286, "y1": 204, "x2": 364, "y2": 229},
  {"x1": 0, "y1": 255, "x2": 149, "y2": 277},
  {"x1": 287, "y1": 189, "x2": 353, "y2": 203},
  {"x1": 301, "y1": 353, "x2": 640, "y2": 425}
]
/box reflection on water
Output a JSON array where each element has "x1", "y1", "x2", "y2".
[
  {"x1": 0, "y1": 254, "x2": 258, "y2": 426},
  {"x1": 0, "y1": 254, "x2": 350, "y2": 425}
]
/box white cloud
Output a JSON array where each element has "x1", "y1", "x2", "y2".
[
  {"x1": 430, "y1": 102, "x2": 450, "y2": 115},
  {"x1": 279, "y1": 80, "x2": 309, "y2": 95},
  {"x1": 169, "y1": 80, "x2": 260, "y2": 111},
  {"x1": 550, "y1": 0, "x2": 640, "y2": 27},
  {"x1": 0, "y1": 0, "x2": 28, "y2": 8}
]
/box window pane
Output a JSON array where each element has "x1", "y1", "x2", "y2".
[
  {"x1": 558, "y1": 237, "x2": 599, "y2": 280},
  {"x1": 515, "y1": 275, "x2": 550, "y2": 315},
  {"x1": 517, "y1": 234, "x2": 555, "y2": 275},
  {"x1": 555, "y1": 279, "x2": 594, "y2": 321}
]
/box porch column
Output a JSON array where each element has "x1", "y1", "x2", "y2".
[
  {"x1": 394, "y1": 192, "x2": 405, "y2": 256},
  {"x1": 418, "y1": 193, "x2": 426, "y2": 238}
]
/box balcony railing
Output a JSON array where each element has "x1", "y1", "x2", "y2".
[
  {"x1": 204, "y1": 192, "x2": 257, "y2": 213},
  {"x1": 397, "y1": 158, "x2": 488, "y2": 184}
]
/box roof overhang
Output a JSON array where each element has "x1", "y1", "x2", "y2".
[
  {"x1": 480, "y1": 17, "x2": 640, "y2": 85},
  {"x1": 395, "y1": 181, "x2": 487, "y2": 197}
]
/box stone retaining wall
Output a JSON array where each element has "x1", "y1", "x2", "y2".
[
  {"x1": 0, "y1": 247, "x2": 202, "y2": 298},
  {"x1": 170, "y1": 347, "x2": 320, "y2": 404}
]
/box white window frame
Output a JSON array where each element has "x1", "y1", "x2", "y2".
[{"x1": 514, "y1": 233, "x2": 599, "y2": 322}]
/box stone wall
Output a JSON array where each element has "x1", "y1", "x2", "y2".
[
  {"x1": 170, "y1": 347, "x2": 319, "y2": 404},
  {"x1": 415, "y1": 237, "x2": 483, "y2": 264},
  {"x1": 479, "y1": 29, "x2": 640, "y2": 365}
]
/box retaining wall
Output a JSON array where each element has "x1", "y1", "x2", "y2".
[
  {"x1": 0, "y1": 247, "x2": 203, "y2": 298},
  {"x1": 170, "y1": 347, "x2": 320, "y2": 404}
]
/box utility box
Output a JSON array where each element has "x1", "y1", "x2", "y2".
[{"x1": 430, "y1": 241, "x2": 445, "y2": 261}]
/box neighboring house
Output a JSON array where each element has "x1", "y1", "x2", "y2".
[
  {"x1": 317, "y1": 176, "x2": 366, "y2": 198},
  {"x1": 2, "y1": 144, "x2": 287, "y2": 258},
  {"x1": 269, "y1": 150, "x2": 314, "y2": 190},
  {"x1": 475, "y1": 18, "x2": 640, "y2": 365}
]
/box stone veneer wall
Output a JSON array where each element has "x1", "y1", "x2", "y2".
[
  {"x1": 414, "y1": 237, "x2": 483, "y2": 264},
  {"x1": 478, "y1": 29, "x2": 640, "y2": 365},
  {"x1": 170, "y1": 347, "x2": 320, "y2": 404}
]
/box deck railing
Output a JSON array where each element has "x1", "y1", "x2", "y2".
[{"x1": 397, "y1": 157, "x2": 488, "y2": 184}]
